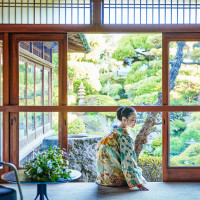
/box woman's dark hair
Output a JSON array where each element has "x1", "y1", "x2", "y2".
[{"x1": 117, "y1": 106, "x2": 136, "y2": 121}]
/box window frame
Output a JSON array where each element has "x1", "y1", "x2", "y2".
[
  {"x1": 0, "y1": 0, "x2": 200, "y2": 182},
  {"x1": 7, "y1": 33, "x2": 67, "y2": 168}
]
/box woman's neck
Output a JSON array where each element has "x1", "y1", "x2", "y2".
[{"x1": 118, "y1": 124, "x2": 127, "y2": 129}]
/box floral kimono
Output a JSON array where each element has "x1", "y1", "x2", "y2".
[{"x1": 96, "y1": 127, "x2": 147, "y2": 188}]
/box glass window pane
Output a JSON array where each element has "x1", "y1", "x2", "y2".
[
  {"x1": 68, "y1": 111, "x2": 162, "y2": 182},
  {"x1": 19, "y1": 112, "x2": 27, "y2": 139},
  {"x1": 19, "y1": 61, "x2": 26, "y2": 105},
  {"x1": 27, "y1": 64, "x2": 34, "y2": 105},
  {"x1": 103, "y1": 0, "x2": 200, "y2": 25},
  {"x1": 27, "y1": 112, "x2": 35, "y2": 143},
  {"x1": 44, "y1": 70, "x2": 49, "y2": 106},
  {"x1": 19, "y1": 42, "x2": 58, "y2": 106},
  {"x1": 67, "y1": 34, "x2": 162, "y2": 106},
  {"x1": 44, "y1": 112, "x2": 50, "y2": 125},
  {"x1": 36, "y1": 112, "x2": 42, "y2": 129},
  {"x1": 170, "y1": 112, "x2": 200, "y2": 167},
  {"x1": 19, "y1": 112, "x2": 58, "y2": 168},
  {"x1": 1, "y1": 1, "x2": 91, "y2": 24},
  {"x1": 170, "y1": 41, "x2": 200, "y2": 105},
  {"x1": 35, "y1": 67, "x2": 42, "y2": 105}
]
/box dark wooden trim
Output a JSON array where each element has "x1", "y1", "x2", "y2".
[
  {"x1": 92, "y1": 0, "x2": 102, "y2": 25},
  {"x1": 58, "y1": 34, "x2": 68, "y2": 150},
  {"x1": 10, "y1": 34, "x2": 19, "y2": 105},
  {"x1": 162, "y1": 33, "x2": 169, "y2": 182},
  {"x1": 0, "y1": 105, "x2": 200, "y2": 112},
  {"x1": 12, "y1": 34, "x2": 68, "y2": 42},
  {"x1": 162, "y1": 33, "x2": 169, "y2": 106},
  {"x1": 166, "y1": 168, "x2": 200, "y2": 181},
  {"x1": 162, "y1": 112, "x2": 169, "y2": 182},
  {"x1": 9, "y1": 34, "x2": 20, "y2": 167},
  {"x1": 163, "y1": 32, "x2": 200, "y2": 41},
  {"x1": 2, "y1": 33, "x2": 10, "y2": 175},
  {"x1": 9, "y1": 112, "x2": 19, "y2": 167},
  {"x1": 2, "y1": 24, "x2": 200, "y2": 33},
  {"x1": 3, "y1": 33, "x2": 9, "y2": 106}
]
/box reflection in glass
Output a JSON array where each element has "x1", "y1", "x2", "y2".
[
  {"x1": 28, "y1": 112, "x2": 35, "y2": 132},
  {"x1": 27, "y1": 64, "x2": 34, "y2": 105},
  {"x1": 19, "y1": 112, "x2": 58, "y2": 167},
  {"x1": 35, "y1": 67, "x2": 42, "y2": 106},
  {"x1": 44, "y1": 112, "x2": 50, "y2": 125},
  {"x1": 19, "y1": 41, "x2": 58, "y2": 105},
  {"x1": 170, "y1": 112, "x2": 200, "y2": 166},
  {"x1": 36, "y1": 112, "x2": 43, "y2": 128},
  {"x1": 19, "y1": 112, "x2": 27, "y2": 138},
  {"x1": 67, "y1": 34, "x2": 162, "y2": 106},
  {"x1": 19, "y1": 61, "x2": 26, "y2": 105},
  {"x1": 44, "y1": 70, "x2": 49, "y2": 106},
  {"x1": 170, "y1": 41, "x2": 200, "y2": 105}
]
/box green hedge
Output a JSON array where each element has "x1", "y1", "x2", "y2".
[
  {"x1": 138, "y1": 156, "x2": 162, "y2": 182},
  {"x1": 68, "y1": 118, "x2": 86, "y2": 135}
]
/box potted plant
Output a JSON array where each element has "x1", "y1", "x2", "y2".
[{"x1": 24, "y1": 146, "x2": 71, "y2": 182}]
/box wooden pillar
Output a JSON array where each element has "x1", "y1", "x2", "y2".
[
  {"x1": 2, "y1": 33, "x2": 10, "y2": 174},
  {"x1": 58, "y1": 34, "x2": 68, "y2": 150},
  {"x1": 9, "y1": 34, "x2": 19, "y2": 167}
]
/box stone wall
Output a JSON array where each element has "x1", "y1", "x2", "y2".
[{"x1": 68, "y1": 135, "x2": 103, "y2": 182}]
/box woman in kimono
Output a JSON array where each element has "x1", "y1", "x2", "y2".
[{"x1": 96, "y1": 106, "x2": 148, "y2": 191}]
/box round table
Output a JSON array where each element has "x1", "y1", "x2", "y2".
[{"x1": 1, "y1": 169, "x2": 81, "y2": 200}]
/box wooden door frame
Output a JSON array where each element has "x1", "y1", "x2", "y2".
[
  {"x1": 9, "y1": 33, "x2": 68, "y2": 167},
  {"x1": 162, "y1": 33, "x2": 200, "y2": 181}
]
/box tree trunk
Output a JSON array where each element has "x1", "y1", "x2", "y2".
[{"x1": 135, "y1": 42, "x2": 185, "y2": 158}]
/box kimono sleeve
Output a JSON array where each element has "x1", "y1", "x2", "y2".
[{"x1": 118, "y1": 133, "x2": 146, "y2": 188}]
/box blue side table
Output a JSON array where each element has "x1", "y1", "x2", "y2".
[{"x1": 1, "y1": 169, "x2": 82, "y2": 200}]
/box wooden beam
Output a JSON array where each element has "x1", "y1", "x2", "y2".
[
  {"x1": 0, "y1": 105, "x2": 200, "y2": 112},
  {"x1": 2, "y1": 24, "x2": 200, "y2": 33}
]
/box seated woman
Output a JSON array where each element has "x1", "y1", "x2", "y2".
[{"x1": 96, "y1": 106, "x2": 148, "y2": 191}]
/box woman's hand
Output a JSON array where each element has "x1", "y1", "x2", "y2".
[{"x1": 137, "y1": 184, "x2": 149, "y2": 191}]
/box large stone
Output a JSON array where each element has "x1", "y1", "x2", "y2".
[{"x1": 68, "y1": 135, "x2": 103, "y2": 182}]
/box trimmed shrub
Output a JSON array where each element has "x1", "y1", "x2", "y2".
[
  {"x1": 117, "y1": 99, "x2": 133, "y2": 106},
  {"x1": 172, "y1": 143, "x2": 200, "y2": 166},
  {"x1": 180, "y1": 126, "x2": 200, "y2": 142},
  {"x1": 68, "y1": 118, "x2": 86, "y2": 135},
  {"x1": 138, "y1": 156, "x2": 162, "y2": 182},
  {"x1": 151, "y1": 136, "x2": 162, "y2": 150},
  {"x1": 170, "y1": 137, "x2": 185, "y2": 155},
  {"x1": 85, "y1": 95, "x2": 117, "y2": 118},
  {"x1": 170, "y1": 120, "x2": 187, "y2": 137}
]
